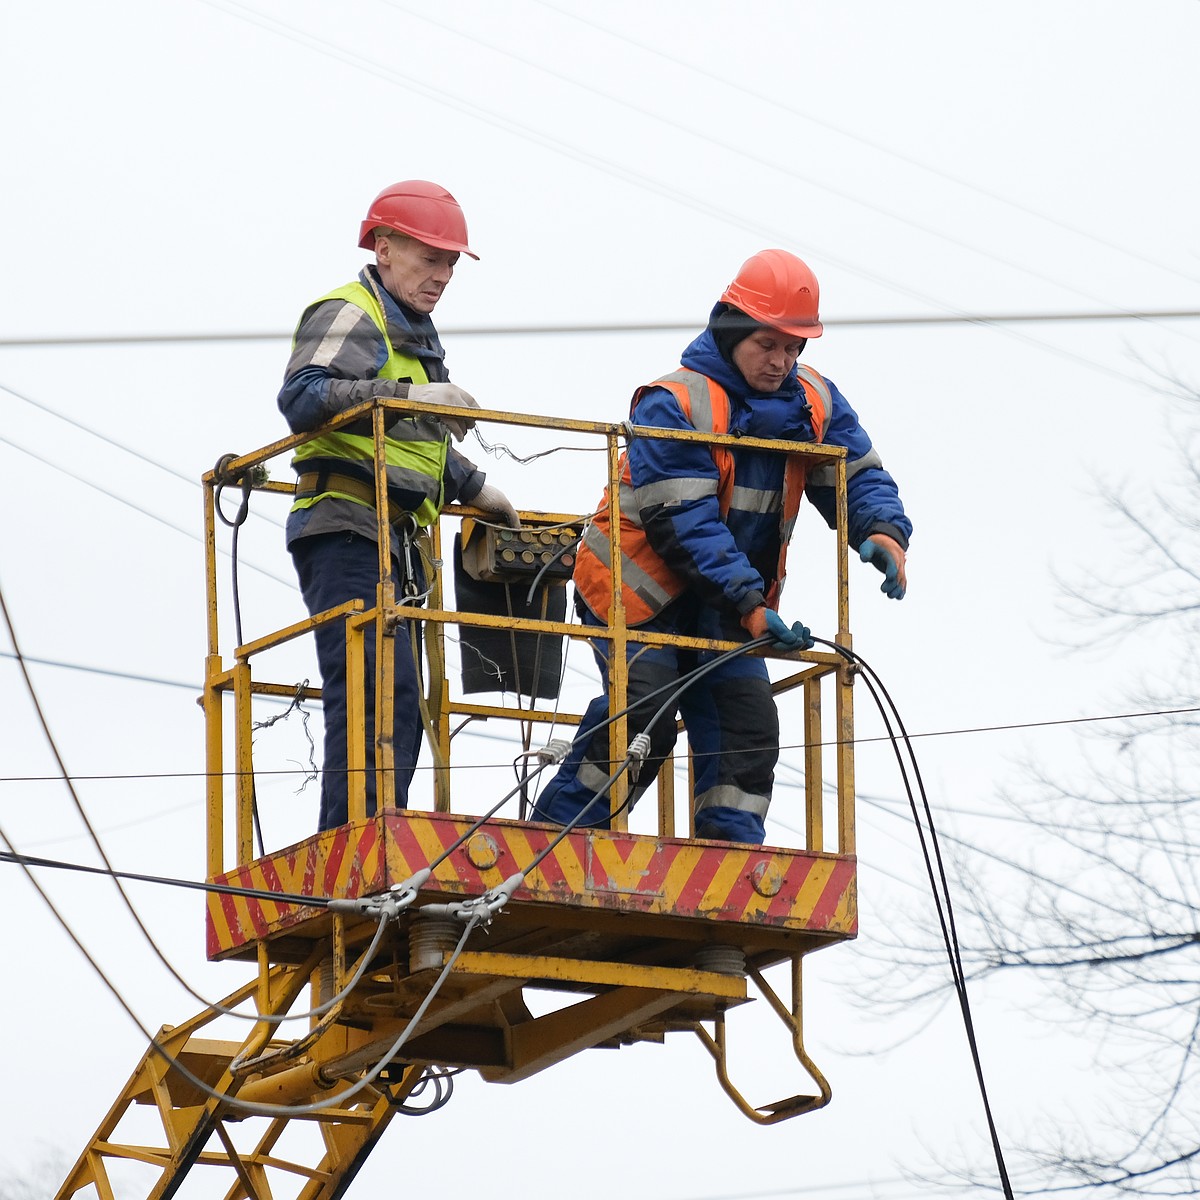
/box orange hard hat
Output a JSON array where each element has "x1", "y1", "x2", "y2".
[
  {"x1": 720, "y1": 249, "x2": 823, "y2": 338},
  {"x1": 358, "y1": 180, "x2": 478, "y2": 259}
]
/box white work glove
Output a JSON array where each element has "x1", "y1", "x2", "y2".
[
  {"x1": 473, "y1": 482, "x2": 521, "y2": 528},
  {"x1": 407, "y1": 382, "x2": 480, "y2": 442}
]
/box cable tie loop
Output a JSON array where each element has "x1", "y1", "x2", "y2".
[
  {"x1": 213, "y1": 452, "x2": 268, "y2": 528},
  {"x1": 213, "y1": 452, "x2": 240, "y2": 485}
]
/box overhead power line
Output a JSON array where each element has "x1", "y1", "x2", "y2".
[
  {"x1": 192, "y1": 0, "x2": 1185, "y2": 393},
  {"x1": 390, "y1": 0, "x2": 1199, "y2": 343},
  {"x1": 2, "y1": 647, "x2": 1196, "y2": 784},
  {"x1": 536, "y1": 0, "x2": 1200, "y2": 291},
  {"x1": 3, "y1": 308, "x2": 1199, "y2": 349}
]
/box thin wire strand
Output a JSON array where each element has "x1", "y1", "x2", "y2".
[
  {"x1": 2, "y1": 308, "x2": 1198, "y2": 348},
  {"x1": 0, "y1": 579, "x2": 343, "y2": 1026},
  {"x1": 534, "y1": 0, "x2": 1200, "y2": 290},
  {"x1": 0, "y1": 379, "x2": 287, "y2": 529},
  {"x1": 191, "y1": 0, "x2": 1178, "y2": 392},
  {"x1": 388, "y1": 0, "x2": 1200, "y2": 347},
  {"x1": 0, "y1": 430, "x2": 296, "y2": 590},
  {"x1": 1, "y1": 802, "x2": 483, "y2": 1118}
]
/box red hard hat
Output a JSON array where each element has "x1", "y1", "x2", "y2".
[
  {"x1": 720, "y1": 249, "x2": 823, "y2": 338},
  {"x1": 358, "y1": 180, "x2": 478, "y2": 259}
]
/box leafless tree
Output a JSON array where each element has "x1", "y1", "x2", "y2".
[
  {"x1": 865, "y1": 390, "x2": 1200, "y2": 1196},
  {"x1": 0, "y1": 1151, "x2": 71, "y2": 1200}
]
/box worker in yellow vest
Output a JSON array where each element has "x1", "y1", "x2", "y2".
[
  {"x1": 278, "y1": 181, "x2": 518, "y2": 831},
  {"x1": 533, "y1": 250, "x2": 911, "y2": 844}
]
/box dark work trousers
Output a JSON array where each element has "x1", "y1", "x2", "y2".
[
  {"x1": 291, "y1": 531, "x2": 422, "y2": 830},
  {"x1": 531, "y1": 599, "x2": 779, "y2": 844}
]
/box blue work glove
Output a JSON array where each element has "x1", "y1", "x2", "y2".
[
  {"x1": 763, "y1": 608, "x2": 815, "y2": 651},
  {"x1": 859, "y1": 538, "x2": 906, "y2": 600}
]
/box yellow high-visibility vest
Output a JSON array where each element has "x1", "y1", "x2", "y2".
[{"x1": 290, "y1": 280, "x2": 449, "y2": 528}]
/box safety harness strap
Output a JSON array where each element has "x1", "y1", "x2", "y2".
[{"x1": 295, "y1": 470, "x2": 412, "y2": 525}]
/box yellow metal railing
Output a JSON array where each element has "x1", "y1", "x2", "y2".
[{"x1": 201, "y1": 396, "x2": 855, "y2": 880}]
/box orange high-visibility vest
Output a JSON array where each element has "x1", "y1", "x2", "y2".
[{"x1": 575, "y1": 365, "x2": 830, "y2": 624}]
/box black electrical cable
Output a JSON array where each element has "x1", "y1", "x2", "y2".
[
  {"x1": 4, "y1": 770, "x2": 485, "y2": 1118},
  {"x1": 0, "y1": 755, "x2": 564, "y2": 1037},
  {"x1": 213, "y1": 452, "x2": 267, "y2": 855},
  {"x1": 0, "y1": 580, "x2": 292, "y2": 1024},
  {"x1": 495, "y1": 574, "x2": 553, "y2": 818},
  {"x1": 0, "y1": 847, "x2": 339, "y2": 908},
  {"x1": 28, "y1": 866, "x2": 388, "y2": 1027},
  {"x1": 0, "y1": 754, "x2": 564, "y2": 911},
  {"x1": 811, "y1": 636, "x2": 1014, "y2": 1200},
  {"x1": 523, "y1": 532, "x2": 581, "y2": 606},
  {"x1": 520, "y1": 634, "x2": 777, "y2": 869},
  {"x1": 5, "y1": 614, "x2": 1011, "y2": 1144},
  {"x1": 392, "y1": 1064, "x2": 463, "y2": 1115},
  {"x1": 519, "y1": 623, "x2": 1013, "y2": 1194}
]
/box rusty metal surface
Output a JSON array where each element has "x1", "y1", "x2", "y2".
[{"x1": 207, "y1": 811, "x2": 856, "y2": 960}]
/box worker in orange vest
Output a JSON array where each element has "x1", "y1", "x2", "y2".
[{"x1": 532, "y1": 250, "x2": 910, "y2": 844}]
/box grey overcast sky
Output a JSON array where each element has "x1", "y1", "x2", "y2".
[{"x1": 2, "y1": 2, "x2": 1198, "y2": 1196}]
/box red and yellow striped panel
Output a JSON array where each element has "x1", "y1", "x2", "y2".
[
  {"x1": 207, "y1": 812, "x2": 857, "y2": 959},
  {"x1": 206, "y1": 820, "x2": 388, "y2": 958}
]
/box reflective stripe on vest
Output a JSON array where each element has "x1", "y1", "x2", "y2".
[
  {"x1": 289, "y1": 280, "x2": 449, "y2": 528},
  {"x1": 574, "y1": 366, "x2": 829, "y2": 624}
]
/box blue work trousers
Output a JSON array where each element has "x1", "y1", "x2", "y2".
[
  {"x1": 532, "y1": 602, "x2": 779, "y2": 844},
  {"x1": 291, "y1": 532, "x2": 422, "y2": 830}
]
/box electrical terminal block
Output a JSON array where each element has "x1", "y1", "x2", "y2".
[{"x1": 461, "y1": 520, "x2": 583, "y2": 584}]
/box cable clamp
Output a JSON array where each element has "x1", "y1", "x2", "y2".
[
  {"x1": 327, "y1": 870, "x2": 430, "y2": 921},
  {"x1": 419, "y1": 871, "x2": 524, "y2": 924},
  {"x1": 627, "y1": 732, "x2": 652, "y2": 768},
  {"x1": 537, "y1": 738, "x2": 573, "y2": 765},
  {"x1": 418, "y1": 898, "x2": 482, "y2": 922},
  {"x1": 383, "y1": 867, "x2": 432, "y2": 910}
]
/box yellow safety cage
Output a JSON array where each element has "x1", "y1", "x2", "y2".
[{"x1": 58, "y1": 393, "x2": 859, "y2": 1200}]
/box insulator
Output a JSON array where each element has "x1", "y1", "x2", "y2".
[
  {"x1": 409, "y1": 916, "x2": 462, "y2": 973},
  {"x1": 694, "y1": 945, "x2": 747, "y2": 977}
]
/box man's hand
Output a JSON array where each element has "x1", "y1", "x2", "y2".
[
  {"x1": 473, "y1": 482, "x2": 521, "y2": 528},
  {"x1": 859, "y1": 534, "x2": 907, "y2": 599},
  {"x1": 408, "y1": 382, "x2": 480, "y2": 442},
  {"x1": 741, "y1": 605, "x2": 814, "y2": 651}
]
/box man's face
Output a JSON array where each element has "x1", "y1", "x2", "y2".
[
  {"x1": 376, "y1": 233, "x2": 459, "y2": 314},
  {"x1": 731, "y1": 329, "x2": 804, "y2": 394}
]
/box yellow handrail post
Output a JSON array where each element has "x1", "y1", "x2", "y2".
[
  {"x1": 605, "y1": 426, "x2": 631, "y2": 830},
  {"x1": 371, "y1": 405, "x2": 396, "y2": 814},
  {"x1": 833, "y1": 455, "x2": 856, "y2": 856},
  {"x1": 803, "y1": 677, "x2": 824, "y2": 853},
  {"x1": 233, "y1": 658, "x2": 254, "y2": 866},
  {"x1": 427, "y1": 520, "x2": 452, "y2": 813},
  {"x1": 202, "y1": 479, "x2": 225, "y2": 879},
  {"x1": 345, "y1": 613, "x2": 368, "y2": 824}
]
